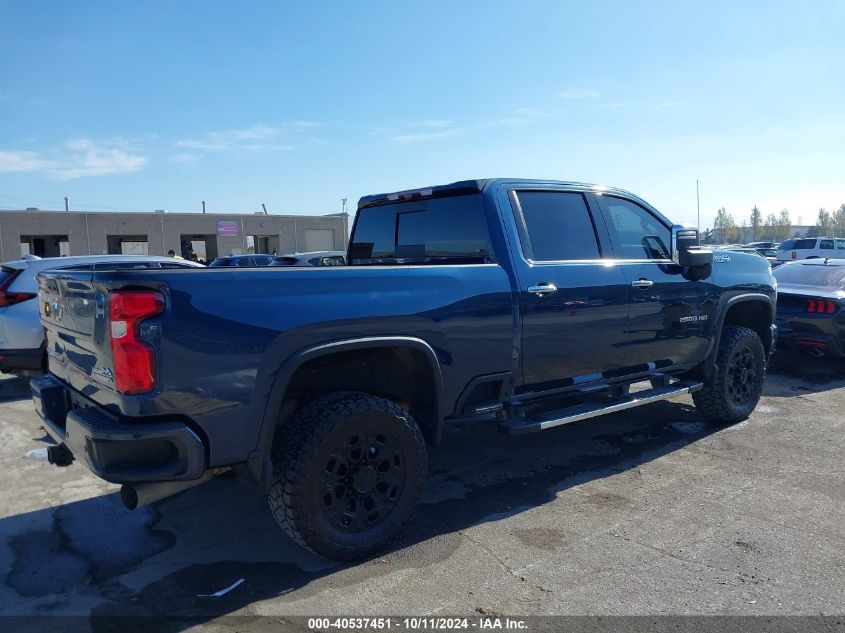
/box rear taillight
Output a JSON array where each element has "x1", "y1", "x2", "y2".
[
  {"x1": 0, "y1": 269, "x2": 36, "y2": 307},
  {"x1": 109, "y1": 291, "x2": 165, "y2": 394},
  {"x1": 807, "y1": 299, "x2": 837, "y2": 314},
  {"x1": 791, "y1": 251, "x2": 797, "y2": 260}
]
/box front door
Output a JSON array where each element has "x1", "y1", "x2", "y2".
[
  {"x1": 502, "y1": 188, "x2": 630, "y2": 390},
  {"x1": 593, "y1": 194, "x2": 714, "y2": 369}
]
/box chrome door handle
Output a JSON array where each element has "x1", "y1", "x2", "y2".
[
  {"x1": 631, "y1": 279, "x2": 654, "y2": 289},
  {"x1": 527, "y1": 283, "x2": 558, "y2": 296}
]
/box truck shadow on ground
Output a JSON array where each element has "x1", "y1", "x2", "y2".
[
  {"x1": 0, "y1": 375, "x2": 31, "y2": 403},
  {"x1": 2, "y1": 398, "x2": 735, "y2": 631}
]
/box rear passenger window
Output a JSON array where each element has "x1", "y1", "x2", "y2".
[
  {"x1": 513, "y1": 191, "x2": 601, "y2": 261},
  {"x1": 349, "y1": 194, "x2": 492, "y2": 265},
  {"x1": 820, "y1": 240, "x2": 834, "y2": 250},
  {"x1": 236, "y1": 257, "x2": 254, "y2": 267},
  {"x1": 598, "y1": 196, "x2": 671, "y2": 260}
]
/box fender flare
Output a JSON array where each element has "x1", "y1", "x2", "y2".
[
  {"x1": 247, "y1": 336, "x2": 445, "y2": 489},
  {"x1": 702, "y1": 293, "x2": 775, "y2": 380}
]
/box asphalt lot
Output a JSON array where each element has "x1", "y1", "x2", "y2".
[{"x1": 0, "y1": 351, "x2": 843, "y2": 629}]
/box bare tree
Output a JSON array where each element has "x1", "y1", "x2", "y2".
[{"x1": 749, "y1": 206, "x2": 762, "y2": 241}]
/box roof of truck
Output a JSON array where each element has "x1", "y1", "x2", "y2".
[{"x1": 357, "y1": 178, "x2": 644, "y2": 210}]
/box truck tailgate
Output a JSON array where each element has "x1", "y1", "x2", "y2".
[{"x1": 38, "y1": 271, "x2": 112, "y2": 390}]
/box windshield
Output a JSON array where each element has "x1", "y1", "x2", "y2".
[{"x1": 774, "y1": 263, "x2": 845, "y2": 288}]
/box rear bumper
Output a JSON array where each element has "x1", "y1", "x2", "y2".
[
  {"x1": 30, "y1": 374, "x2": 206, "y2": 483},
  {"x1": 775, "y1": 318, "x2": 844, "y2": 356},
  {"x1": 0, "y1": 346, "x2": 44, "y2": 373}
]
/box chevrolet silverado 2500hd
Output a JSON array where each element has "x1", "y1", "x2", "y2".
[{"x1": 31, "y1": 179, "x2": 776, "y2": 560}]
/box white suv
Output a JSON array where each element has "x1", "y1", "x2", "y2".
[
  {"x1": 776, "y1": 237, "x2": 845, "y2": 263},
  {"x1": 0, "y1": 254, "x2": 202, "y2": 375}
]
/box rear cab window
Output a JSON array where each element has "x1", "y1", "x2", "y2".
[{"x1": 349, "y1": 194, "x2": 493, "y2": 265}]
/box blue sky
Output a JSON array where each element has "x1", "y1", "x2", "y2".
[{"x1": 1, "y1": 0, "x2": 843, "y2": 229}]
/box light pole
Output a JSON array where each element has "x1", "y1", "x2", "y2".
[{"x1": 696, "y1": 179, "x2": 700, "y2": 243}]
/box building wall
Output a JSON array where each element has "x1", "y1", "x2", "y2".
[{"x1": 0, "y1": 210, "x2": 349, "y2": 261}]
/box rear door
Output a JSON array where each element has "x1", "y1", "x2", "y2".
[
  {"x1": 499, "y1": 186, "x2": 630, "y2": 389},
  {"x1": 593, "y1": 194, "x2": 714, "y2": 369}
]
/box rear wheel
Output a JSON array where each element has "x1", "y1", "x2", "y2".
[
  {"x1": 693, "y1": 326, "x2": 765, "y2": 423},
  {"x1": 268, "y1": 391, "x2": 427, "y2": 560}
]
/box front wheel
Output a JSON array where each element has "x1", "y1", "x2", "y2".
[
  {"x1": 268, "y1": 391, "x2": 428, "y2": 560},
  {"x1": 693, "y1": 326, "x2": 766, "y2": 423}
]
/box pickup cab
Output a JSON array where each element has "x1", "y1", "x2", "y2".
[{"x1": 31, "y1": 179, "x2": 777, "y2": 560}]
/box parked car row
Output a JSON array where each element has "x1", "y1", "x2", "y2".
[
  {"x1": 209, "y1": 251, "x2": 346, "y2": 267},
  {"x1": 0, "y1": 255, "x2": 203, "y2": 375},
  {"x1": 11, "y1": 177, "x2": 845, "y2": 564},
  {"x1": 716, "y1": 245, "x2": 779, "y2": 267},
  {"x1": 0, "y1": 250, "x2": 349, "y2": 375},
  {"x1": 715, "y1": 237, "x2": 845, "y2": 269},
  {"x1": 777, "y1": 237, "x2": 845, "y2": 262}
]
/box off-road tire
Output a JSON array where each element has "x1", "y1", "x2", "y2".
[
  {"x1": 693, "y1": 325, "x2": 766, "y2": 423},
  {"x1": 268, "y1": 391, "x2": 428, "y2": 560}
]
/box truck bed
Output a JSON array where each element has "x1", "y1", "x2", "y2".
[{"x1": 38, "y1": 264, "x2": 514, "y2": 465}]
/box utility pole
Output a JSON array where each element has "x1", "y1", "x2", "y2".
[
  {"x1": 64, "y1": 197, "x2": 69, "y2": 212},
  {"x1": 696, "y1": 179, "x2": 700, "y2": 243},
  {"x1": 262, "y1": 203, "x2": 268, "y2": 215},
  {"x1": 202, "y1": 200, "x2": 206, "y2": 214}
]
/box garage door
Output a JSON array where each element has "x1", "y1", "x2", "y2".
[{"x1": 304, "y1": 229, "x2": 335, "y2": 251}]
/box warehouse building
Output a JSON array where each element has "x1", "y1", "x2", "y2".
[{"x1": 0, "y1": 209, "x2": 349, "y2": 263}]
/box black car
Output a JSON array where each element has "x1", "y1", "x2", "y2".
[{"x1": 773, "y1": 258, "x2": 845, "y2": 355}]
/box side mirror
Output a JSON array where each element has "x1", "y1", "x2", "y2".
[{"x1": 672, "y1": 226, "x2": 713, "y2": 267}]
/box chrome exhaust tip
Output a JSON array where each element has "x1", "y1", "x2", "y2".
[{"x1": 120, "y1": 468, "x2": 228, "y2": 510}]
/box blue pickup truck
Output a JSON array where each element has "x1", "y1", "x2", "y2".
[{"x1": 31, "y1": 179, "x2": 776, "y2": 560}]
